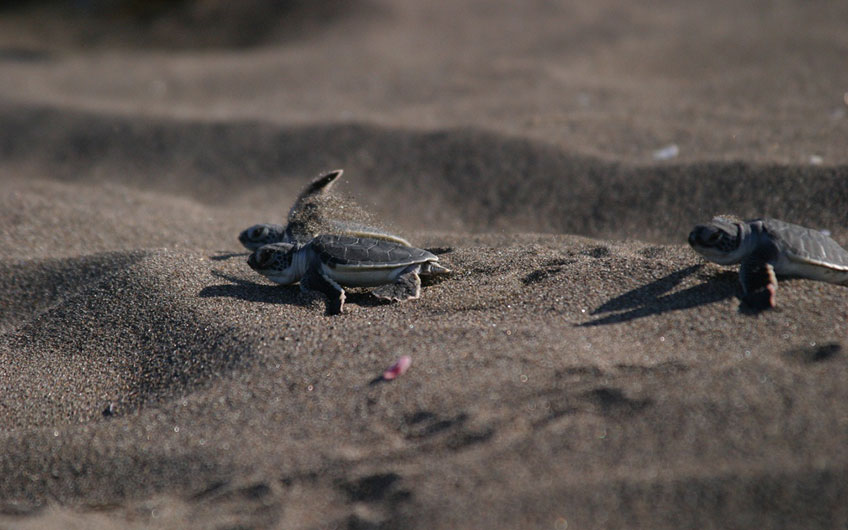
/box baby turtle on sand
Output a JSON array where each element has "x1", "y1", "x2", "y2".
[
  {"x1": 247, "y1": 234, "x2": 450, "y2": 314},
  {"x1": 238, "y1": 169, "x2": 410, "y2": 250},
  {"x1": 688, "y1": 216, "x2": 848, "y2": 309}
]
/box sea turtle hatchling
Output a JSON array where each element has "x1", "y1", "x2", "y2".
[
  {"x1": 247, "y1": 234, "x2": 450, "y2": 314},
  {"x1": 238, "y1": 169, "x2": 411, "y2": 250},
  {"x1": 688, "y1": 216, "x2": 848, "y2": 309}
]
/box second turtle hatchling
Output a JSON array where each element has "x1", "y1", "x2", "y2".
[{"x1": 688, "y1": 216, "x2": 848, "y2": 309}]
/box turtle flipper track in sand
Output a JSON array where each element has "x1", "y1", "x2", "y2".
[
  {"x1": 689, "y1": 216, "x2": 848, "y2": 309},
  {"x1": 247, "y1": 235, "x2": 450, "y2": 314}
]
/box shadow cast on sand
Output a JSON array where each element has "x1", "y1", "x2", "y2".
[
  {"x1": 209, "y1": 251, "x2": 250, "y2": 262},
  {"x1": 580, "y1": 264, "x2": 741, "y2": 326},
  {"x1": 200, "y1": 270, "x2": 308, "y2": 306},
  {"x1": 200, "y1": 270, "x2": 392, "y2": 313}
]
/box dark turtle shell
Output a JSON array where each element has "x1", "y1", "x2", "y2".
[
  {"x1": 311, "y1": 235, "x2": 436, "y2": 269},
  {"x1": 762, "y1": 218, "x2": 848, "y2": 270}
]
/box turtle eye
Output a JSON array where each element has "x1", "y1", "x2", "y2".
[
  {"x1": 250, "y1": 227, "x2": 267, "y2": 240},
  {"x1": 258, "y1": 249, "x2": 273, "y2": 266},
  {"x1": 706, "y1": 231, "x2": 721, "y2": 244}
]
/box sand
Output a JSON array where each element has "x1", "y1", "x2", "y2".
[{"x1": 1, "y1": 0, "x2": 847, "y2": 528}]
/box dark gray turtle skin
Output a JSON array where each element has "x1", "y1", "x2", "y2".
[
  {"x1": 247, "y1": 235, "x2": 450, "y2": 314},
  {"x1": 688, "y1": 216, "x2": 848, "y2": 309},
  {"x1": 238, "y1": 169, "x2": 411, "y2": 250}
]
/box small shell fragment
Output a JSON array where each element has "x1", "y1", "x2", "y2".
[
  {"x1": 652, "y1": 143, "x2": 679, "y2": 161},
  {"x1": 382, "y1": 356, "x2": 411, "y2": 381}
]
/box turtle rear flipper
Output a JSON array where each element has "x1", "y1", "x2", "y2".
[
  {"x1": 301, "y1": 265, "x2": 346, "y2": 315},
  {"x1": 740, "y1": 241, "x2": 779, "y2": 310},
  {"x1": 372, "y1": 265, "x2": 422, "y2": 301}
]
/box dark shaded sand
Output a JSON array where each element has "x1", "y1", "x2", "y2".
[{"x1": 1, "y1": 0, "x2": 848, "y2": 528}]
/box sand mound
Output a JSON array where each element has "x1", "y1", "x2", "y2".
[
  {"x1": 0, "y1": 250, "x2": 250, "y2": 429},
  {"x1": 3, "y1": 104, "x2": 847, "y2": 244}
]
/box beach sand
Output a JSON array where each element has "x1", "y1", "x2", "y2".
[{"x1": 1, "y1": 0, "x2": 847, "y2": 528}]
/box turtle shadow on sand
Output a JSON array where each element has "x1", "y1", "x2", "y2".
[
  {"x1": 209, "y1": 251, "x2": 250, "y2": 262},
  {"x1": 199, "y1": 270, "x2": 309, "y2": 306},
  {"x1": 199, "y1": 270, "x2": 393, "y2": 313},
  {"x1": 580, "y1": 264, "x2": 743, "y2": 326}
]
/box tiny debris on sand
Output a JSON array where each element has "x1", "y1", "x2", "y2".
[{"x1": 382, "y1": 355, "x2": 412, "y2": 381}]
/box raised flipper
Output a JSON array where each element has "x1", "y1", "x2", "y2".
[
  {"x1": 284, "y1": 170, "x2": 344, "y2": 244},
  {"x1": 285, "y1": 170, "x2": 413, "y2": 247},
  {"x1": 294, "y1": 169, "x2": 343, "y2": 205},
  {"x1": 301, "y1": 265, "x2": 346, "y2": 315},
  {"x1": 372, "y1": 265, "x2": 422, "y2": 301},
  {"x1": 739, "y1": 241, "x2": 779, "y2": 310}
]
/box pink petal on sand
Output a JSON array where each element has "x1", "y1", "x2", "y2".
[{"x1": 383, "y1": 356, "x2": 411, "y2": 380}]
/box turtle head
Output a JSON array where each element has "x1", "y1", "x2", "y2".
[
  {"x1": 247, "y1": 242, "x2": 301, "y2": 284},
  {"x1": 239, "y1": 223, "x2": 286, "y2": 250},
  {"x1": 688, "y1": 217, "x2": 747, "y2": 264}
]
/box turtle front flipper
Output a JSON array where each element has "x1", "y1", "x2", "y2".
[
  {"x1": 294, "y1": 169, "x2": 343, "y2": 204},
  {"x1": 284, "y1": 170, "x2": 344, "y2": 244},
  {"x1": 739, "y1": 241, "x2": 779, "y2": 310},
  {"x1": 372, "y1": 265, "x2": 422, "y2": 302},
  {"x1": 301, "y1": 265, "x2": 346, "y2": 315}
]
